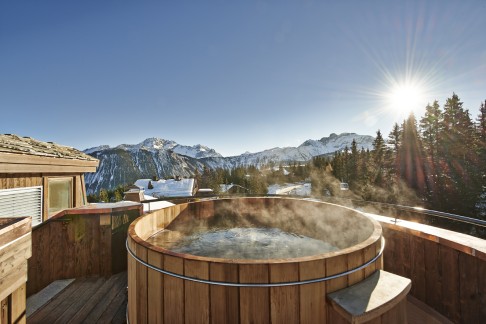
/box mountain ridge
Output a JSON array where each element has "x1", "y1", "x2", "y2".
[{"x1": 84, "y1": 133, "x2": 374, "y2": 193}]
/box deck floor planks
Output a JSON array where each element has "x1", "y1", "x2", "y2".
[
  {"x1": 81, "y1": 272, "x2": 128, "y2": 323},
  {"x1": 28, "y1": 271, "x2": 453, "y2": 324},
  {"x1": 28, "y1": 278, "x2": 89, "y2": 323},
  {"x1": 53, "y1": 277, "x2": 106, "y2": 324},
  {"x1": 27, "y1": 272, "x2": 127, "y2": 324}
]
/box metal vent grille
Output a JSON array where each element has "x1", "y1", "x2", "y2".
[{"x1": 0, "y1": 186, "x2": 43, "y2": 226}]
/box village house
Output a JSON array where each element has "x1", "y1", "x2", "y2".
[
  {"x1": 0, "y1": 134, "x2": 142, "y2": 323},
  {"x1": 0, "y1": 134, "x2": 99, "y2": 225}
]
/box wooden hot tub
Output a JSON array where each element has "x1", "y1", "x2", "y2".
[{"x1": 127, "y1": 197, "x2": 383, "y2": 323}]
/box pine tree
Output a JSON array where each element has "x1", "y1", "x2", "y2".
[
  {"x1": 419, "y1": 100, "x2": 443, "y2": 205},
  {"x1": 420, "y1": 100, "x2": 442, "y2": 158},
  {"x1": 398, "y1": 113, "x2": 426, "y2": 194},
  {"x1": 99, "y1": 189, "x2": 109, "y2": 202},
  {"x1": 439, "y1": 93, "x2": 478, "y2": 215},
  {"x1": 371, "y1": 130, "x2": 386, "y2": 185}
]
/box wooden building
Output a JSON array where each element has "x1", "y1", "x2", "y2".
[{"x1": 0, "y1": 134, "x2": 99, "y2": 226}]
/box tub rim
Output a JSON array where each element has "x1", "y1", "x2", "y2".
[{"x1": 127, "y1": 197, "x2": 382, "y2": 265}]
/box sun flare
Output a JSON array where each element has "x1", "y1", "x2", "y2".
[{"x1": 387, "y1": 82, "x2": 425, "y2": 113}]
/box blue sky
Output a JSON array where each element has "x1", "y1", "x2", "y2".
[{"x1": 1, "y1": 1, "x2": 485, "y2": 156}]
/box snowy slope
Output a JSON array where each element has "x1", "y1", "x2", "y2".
[
  {"x1": 84, "y1": 133, "x2": 374, "y2": 193},
  {"x1": 201, "y1": 133, "x2": 374, "y2": 168}
]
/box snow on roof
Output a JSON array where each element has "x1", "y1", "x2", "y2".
[
  {"x1": 220, "y1": 184, "x2": 234, "y2": 193},
  {"x1": 267, "y1": 183, "x2": 311, "y2": 196},
  {"x1": 134, "y1": 178, "x2": 195, "y2": 198}
]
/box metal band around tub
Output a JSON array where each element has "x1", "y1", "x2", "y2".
[{"x1": 126, "y1": 237, "x2": 385, "y2": 288}]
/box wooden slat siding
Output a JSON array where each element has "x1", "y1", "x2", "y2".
[
  {"x1": 440, "y1": 246, "x2": 460, "y2": 322},
  {"x1": 28, "y1": 205, "x2": 140, "y2": 297},
  {"x1": 0, "y1": 153, "x2": 98, "y2": 167},
  {"x1": 380, "y1": 299, "x2": 407, "y2": 324},
  {"x1": 327, "y1": 306, "x2": 349, "y2": 324},
  {"x1": 10, "y1": 284, "x2": 26, "y2": 324},
  {"x1": 0, "y1": 164, "x2": 97, "y2": 174},
  {"x1": 147, "y1": 249, "x2": 164, "y2": 324},
  {"x1": 99, "y1": 218, "x2": 112, "y2": 276},
  {"x1": 363, "y1": 243, "x2": 377, "y2": 278},
  {"x1": 0, "y1": 261, "x2": 27, "y2": 302},
  {"x1": 48, "y1": 221, "x2": 67, "y2": 281},
  {"x1": 1, "y1": 297, "x2": 8, "y2": 324},
  {"x1": 163, "y1": 254, "x2": 184, "y2": 324},
  {"x1": 409, "y1": 235, "x2": 425, "y2": 301},
  {"x1": 184, "y1": 259, "x2": 210, "y2": 324},
  {"x1": 480, "y1": 259, "x2": 486, "y2": 322},
  {"x1": 347, "y1": 249, "x2": 364, "y2": 285},
  {"x1": 299, "y1": 259, "x2": 326, "y2": 324},
  {"x1": 396, "y1": 230, "x2": 411, "y2": 278},
  {"x1": 74, "y1": 217, "x2": 90, "y2": 277},
  {"x1": 383, "y1": 227, "x2": 397, "y2": 274},
  {"x1": 89, "y1": 214, "x2": 101, "y2": 276},
  {"x1": 269, "y1": 262, "x2": 299, "y2": 324},
  {"x1": 135, "y1": 243, "x2": 148, "y2": 324},
  {"x1": 239, "y1": 264, "x2": 270, "y2": 324},
  {"x1": 366, "y1": 317, "x2": 382, "y2": 324},
  {"x1": 0, "y1": 218, "x2": 31, "y2": 248},
  {"x1": 209, "y1": 263, "x2": 239, "y2": 324},
  {"x1": 42, "y1": 177, "x2": 48, "y2": 221},
  {"x1": 0, "y1": 233, "x2": 31, "y2": 293},
  {"x1": 0, "y1": 174, "x2": 7, "y2": 189},
  {"x1": 459, "y1": 252, "x2": 479, "y2": 324},
  {"x1": 127, "y1": 237, "x2": 138, "y2": 324},
  {"x1": 325, "y1": 254, "x2": 348, "y2": 294},
  {"x1": 423, "y1": 239, "x2": 442, "y2": 313},
  {"x1": 27, "y1": 223, "x2": 49, "y2": 295}
]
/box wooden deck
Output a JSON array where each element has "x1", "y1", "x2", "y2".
[
  {"x1": 27, "y1": 272, "x2": 127, "y2": 324},
  {"x1": 26, "y1": 271, "x2": 453, "y2": 324}
]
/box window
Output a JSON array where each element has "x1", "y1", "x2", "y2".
[
  {"x1": 0, "y1": 186, "x2": 43, "y2": 226},
  {"x1": 48, "y1": 178, "x2": 73, "y2": 217}
]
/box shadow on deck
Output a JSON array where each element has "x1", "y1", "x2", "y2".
[
  {"x1": 27, "y1": 272, "x2": 127, "y2": 324},
  {"x1": 27, "y1": 271, "x2": 451, "y2": 324}
]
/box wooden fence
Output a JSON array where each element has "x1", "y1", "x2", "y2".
[
  {"x1": 27, "y1": 203, "x2": 142, "y2": 296},
  {"x1": 381, "y1": 220, "x2": 486, "y2": 323}
]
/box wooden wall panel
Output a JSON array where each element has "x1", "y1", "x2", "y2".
[
  {"x1": 299, "y1": 259, "x2": 326, "y2": 324},
  {"x1": 239, "y1": 264, "x2": 270, "y2": 324},
  {"x1": 440, "y1": 246, "x2": 460, "y2": 322},
  {"x1": 270, "y1": 263, "x2": 299, "y2": 324},
  {"x1": 147, "y1": 249, "x2": 164, "y2": 324},
  {"x1": 10, "y1": 284, "x2": 26, "y2": 324},
  {"x1": 209, "y1": 263, "x2": 239, "y2": 324},
  {"x1": 423, "y1": 239, "x2": 442, "y2": 313},
  {"x1": 163, "y1": 255, "x2": 184, "y2": 324},
  {"x1": 381, "y1": 223, "x2": 486, "y2": 324},
  {"x1": 184, "y1": 260, "x2": 210, "y2": 323},
  {"x1": 459, "y1": 253, "x2": 479, "y2": 324}
]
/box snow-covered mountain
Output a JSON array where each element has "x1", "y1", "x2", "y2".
[
  {"x1": 202, "y1": 133, "x2": 374, "y2": 169},
  {"x1": 84, "y1": 133, "x2": 374, "y2": 193}
]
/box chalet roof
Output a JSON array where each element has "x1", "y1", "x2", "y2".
[
  {"x1": 0, "y1": 134, "x2": 96, "y2": 161},
  {"x1": 134, "y1": 178, "x2": 196, "y2": 198},
  {"x1": 0, "y1": 134, "x2": 99, "y2": 173}
]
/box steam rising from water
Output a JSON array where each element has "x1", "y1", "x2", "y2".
[
  {"x1": 148, "y1": 227, "x2": 339, "y2": 259},
  {"x1": 147, "y1": 198, "x2": 378, "y2": 259}
]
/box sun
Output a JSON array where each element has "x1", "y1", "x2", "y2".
[{"x1": 386, "y1": 82, "x2": 425, "y2": 114}]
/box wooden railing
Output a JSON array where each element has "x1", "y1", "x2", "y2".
[
  {"x1": 373, "y1": 214, "x2": 486, "y2": 324},
  {"x1": 27, "y1": 202, "x2": 142, "y2": 297}
]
